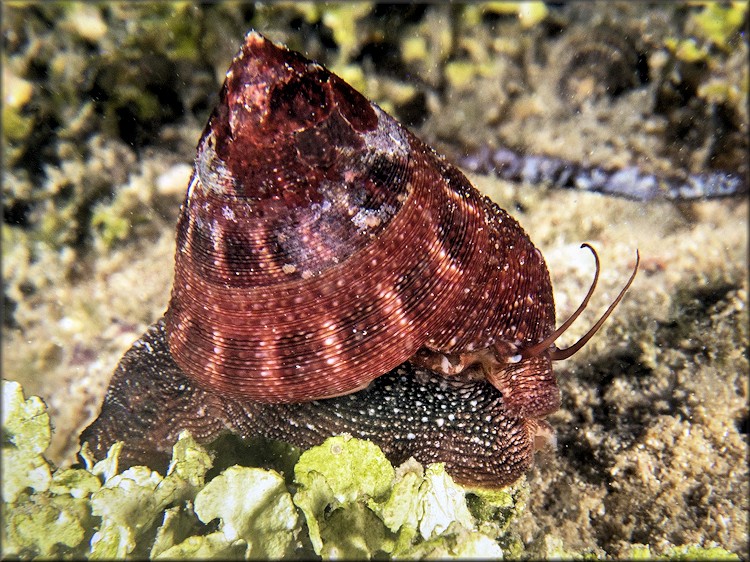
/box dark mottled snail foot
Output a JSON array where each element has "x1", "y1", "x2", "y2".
[
  {"x1": 81, "y1": 319, "x2": 543, "y2": 488},
  {"x1": 79, "y1": 320, "x2": 230, "y2": 473},
  {"x1": 242, "y1": 364, "x2": 539, "y2": 488}
]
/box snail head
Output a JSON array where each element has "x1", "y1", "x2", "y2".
[{"x1": 486, "y1": 244, "x2": 639, "y2": 419}]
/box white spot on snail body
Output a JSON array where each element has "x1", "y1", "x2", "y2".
[{"x1": 440, "y1": 356, "x2": 451, "y2": 372}]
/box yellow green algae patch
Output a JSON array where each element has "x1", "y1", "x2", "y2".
[
  {"x1": 293, "y1": 435, "x2": 508, "y2": 558},
  {"x1": 2, "y1": 380, "x2": 528, "y2": 559},
  {"x1": 628, "y1": 543, "x2": 740, "y2": 561},
  {"x1": 2, "y1": 379, "x2": 744, "y2": 559},
  {"x1": 2, "y1": 380, "x2": 52, "y2": 503}
]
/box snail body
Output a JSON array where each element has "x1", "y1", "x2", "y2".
[
  {"x1": 82, "y1": 319, "x2": 542, "y2": 487},
  {"x1": 82, "y1": 31, "x2": 637, "y2": 487}
]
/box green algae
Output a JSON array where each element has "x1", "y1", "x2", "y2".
[
  {"x1": 1, "y1": 380, "x2": 52, "y2": 504},
  {"x1": 690, "y1": 2, "x2": 747, "y2": 52},
  {"x1": 462, "y1": 2, "x2": 549, "y2": 29},
  {"x1": 629, "y1": 543, "x2": 740, "y2": 560},
  {"x1": 1, "y1": 380, "x2": 530, "y2": 559},
  {"x1": 4, "y1": 379, "x2": 744, "y2": 559}
]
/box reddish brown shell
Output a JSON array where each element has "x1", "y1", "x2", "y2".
[{"x1": 164, "y1": 31, "x2": 556, "y2": 404}]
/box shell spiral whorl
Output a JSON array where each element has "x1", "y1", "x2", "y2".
[{"x1": 165, "y1": 32, "x2": 557, "y2": 404}]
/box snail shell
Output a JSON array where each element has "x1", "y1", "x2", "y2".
[
  {"x1": 81, "y1": 31, "x2": 639, "y2": 489},
  {"x1": 165, "y1": 31, "x2": 557, "y2": 406}
]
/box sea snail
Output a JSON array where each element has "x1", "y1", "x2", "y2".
[{"x1": 81, "y1": 31, "x2": 638, "y2": 487}]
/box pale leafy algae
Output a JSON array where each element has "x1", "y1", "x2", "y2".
[
  {"x1": 192, "y1": 466, "x2": 299, "y2": 558},
  {"x1": 2, "y1": 380, "x2": 53, "y2": 504}
]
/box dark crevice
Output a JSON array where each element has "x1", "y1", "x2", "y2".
[
  {"x1": 736, "y1": 413, "x2": 749, "y2": 436},
  {"x1": 88, "y1": 54, "x2": 185, "y2": 151},
  {"x1": 556, "y1": 433, "x2": 608, "y2": 485},
  {"x1": 354, "y1": 40, "x2": 405, "y2": 78},
  {"x1": 372, "y1": 4, "x2": 428, "y2": 24},
  {"x1": 656, "y1": 282, "x2": 738, "y2": 357},
  {"x1": 3, "y1": 292, "x2": 19, "y2": 329},
  {"x1": 3, "y1": 200, "x2": 33, "y2": 228}
]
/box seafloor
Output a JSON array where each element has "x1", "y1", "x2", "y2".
[{"x1": 2, "y1": 2, "x2": 748, "y2": 558}]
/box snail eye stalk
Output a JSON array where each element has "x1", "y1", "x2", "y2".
[{"x1": 521, "y1": 244, "x2": 639, "y2": 361}]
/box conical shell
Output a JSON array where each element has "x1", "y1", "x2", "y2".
[{"x1": 165, "y1": 32, "x2": 556, "y2": 403}]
